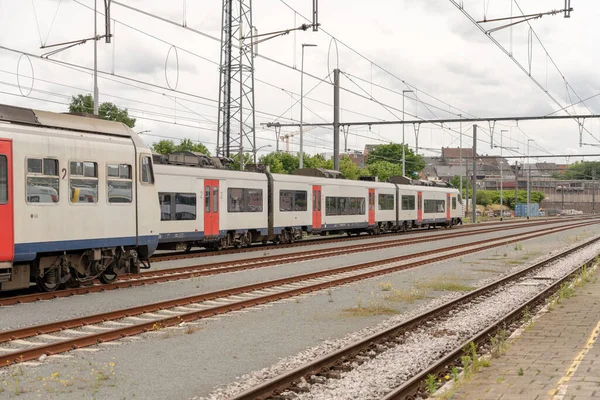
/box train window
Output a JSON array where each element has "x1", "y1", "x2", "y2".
[
  {"x1": 141, "y1": 156, "x2": 154, "y2": 184},
  {"x1": 159, "y1": 193, "x2": 172, "y2": 221},
  {"x1": 107, "y1": 163, "x2": 132, "y2": 203},
  {"x1": 26, "y1": 158, "x2": 59, "y2": 204},
  {"x1": 280, "y1": 190, "x2": 308, "y2": 212},
  {"x1": 213, "y1": 186, "x2": 218, "y2": 213},
  {"x1": 424, "y1": 199, "x2": 445, "y2": 214},
  {"x1": 159, "y1": 192, "x2": 196, "y2": 220},
  {"x1": 325, "y1": 196, "x2": 365, "y2": 216},
  {"x1": 378, "y1": 194, "x2": 394, "y2": 210},
  {"x1": 205, "y1": 186, "x2": 210, "y2": 213},
  {"x1": 317, "y1": 190, "x2": 321, "y2": 212},
  {"x1": 452, "y1": 197, "x2": 457, "y2": 210},
  {"x1": 228, "y1": 188, "x2": 263, "y2": 212},
  {"x1": 0, "y1": 155, "x2": 7, "y2": 205},
  {"x1": 401, "y1": 195, "x2": 415, "y2": 210},
  {"x1": 69, "y1": 161, "x2": 98, "y2": 203},
  {"x1": 312, "y1": 190, "x2": 316, "y2": 212},
  {"x1": 176, "y1": 193, "x2": 196, "y2": 220},
  {"x1": 27, "y1": 158, "x2": 42, "y2": 174}
]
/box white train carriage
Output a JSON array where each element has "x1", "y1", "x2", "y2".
[
  {"x1": 270, "y1": 173, "x2": 313, "y2": 242},
  {"x1": 155, "y1": 164, "x2": 269, "y2": 250},
  {"x1": 0, "y1": 104, "x2": 160, "y2": 292},
  {"x1": 400, "y1": 184, "x2": 463, "y2": 229}
]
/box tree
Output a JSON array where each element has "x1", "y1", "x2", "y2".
[
  {"x1": 366, "y1": 143, "x2": 425, "y2": 177},
  {"x1": 450, "y1": 175, "x2": 472, "y2": 198},
  {"x1": 339, "y1": 155, "x2": 363, "y2": 180},
  {"x1": 258, "y1": 152, "x2": 300, "y2": 174},
  {"x1": 230, "y1": 153, "x2": 254, "y2": 171},
  {"x1": 69, "y1": 94, "x2": 136, "y2": 128},
  {"x1": 175, "y1": 138, "x2": 210, "y2": 155},
  {"x1": 304, "y1": 153, "x2": 334, "y2": 170},
  {"x1": 558, "y1": 161, "x2": 600, "y2": 180},
  {"x1": 151, "y1": 138, "x2": 211, "y2": 156},
  {"x1": 152, "y1": 140, "x2": 176, "y2": 155},
  {"x1": 366, "y1": 160, "x2": 403, "y2": 182}
]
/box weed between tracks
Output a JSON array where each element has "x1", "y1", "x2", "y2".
[
  {"x1": 435, "y1": 262, "x2": 600, "y2": 399},
  {"x1": 1, "y1": 359, "x2": 117, "y2": 397},
  {"x1": 343, "y1": 294, "x2": 398, "y2": 317}
]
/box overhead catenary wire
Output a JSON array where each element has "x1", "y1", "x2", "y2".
[{"x1": 447, "y1": 0, "x2": 598, "y2": 145}]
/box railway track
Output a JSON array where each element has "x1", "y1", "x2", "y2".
[
  {"x1": 227, "y1": 235, "x2": 600, "y2": 400},
  {"x1": 0, "y1": 219, "x2": 595, "y2": 367},
  {"x1": 1, "y1": 217, "x2": 593, "y2": 307},
  {"x1": 151, "y1": 215, "x2": 591, "y2": 262}
]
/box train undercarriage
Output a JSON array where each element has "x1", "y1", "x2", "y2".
[{"x1": 31, "y1": 247, "x2": 147, "y2": 292}]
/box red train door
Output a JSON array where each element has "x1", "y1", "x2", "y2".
[
  {"x1": 204, "y1": 180, "x2": 220, "y2": 236},
  {"x1": 368, "y1": 188, "x2": 375, "y2": 226},
  {"x1": 0, "y1": 139, "x2": 13, "y2": 263},
  {"x1": 417, "y1": 192, "x2": 423, "y2": 223},
  {"x1": 312, "y1": 185, "x2": 322, "y2": 230},
  {"x1": 446, "y1": 193, "x2": 451, "y2": 221}
]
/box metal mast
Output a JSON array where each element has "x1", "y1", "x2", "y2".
[{"x1": 217, "y1": 0, "x2": 256, "y2": 167}]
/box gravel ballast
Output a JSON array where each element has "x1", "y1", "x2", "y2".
[
  {"x1": 200, "y1": 236, "x2": 600, "y2": 400},
  {"x1": 1, "y1": 224, "x2": 598, "y2": 400}
]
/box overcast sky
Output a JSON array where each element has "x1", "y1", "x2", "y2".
[{"x1": 0, "y1": 0, "x2": 598, "y2": 166}]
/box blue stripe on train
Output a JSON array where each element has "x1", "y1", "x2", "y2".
[{"x1": 14, "y1": 235, "x2": 159, "y2": 263}]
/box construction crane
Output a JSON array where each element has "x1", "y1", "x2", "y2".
[{"x1": 280, "y1": 127, "x2": 316, "y2": 153}]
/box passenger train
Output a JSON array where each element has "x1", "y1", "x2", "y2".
[{"x1": 0, "y1": 104, "x2": 463, "y2": 292}]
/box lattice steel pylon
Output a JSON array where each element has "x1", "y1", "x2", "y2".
[{"x1": 216, "y1": 0, "x2": 256, "y2": 168}]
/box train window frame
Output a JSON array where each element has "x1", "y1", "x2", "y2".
[
  {"x1": 325, "y1": 196, "x2": 366, "y2": 216},
  {"x1": 158, "y1": 192, "x2": 197, "y2": 221},
  {"x1": 279, "y1": 189, "x2": 308, "y2": 212},
  {"x1": 452, "y1": 197, "x2": 457, "y2": 210},
  {"x1": 69, "y1": 160, "x2": 98, "y2": 204},
  {"x1": 0, "y1": 155, "x2": 7, "y2": 205},
  {"x1": 227, "y1": 187, "x2": 264, "y2": 213},
  {"x1": 401, "y1": 195, "x2": 416, "y2": 211},
  {"x1": 424, "y1": 199, "x2": 446, "y2": 214},
  {"x1": 106, "y1": 162, "x2": 133, "y2": 204},
  {"x1": 25, "y1": 157, "x2": 60, "y2": 205},
  {"x1": 140, "y1": 154, "x2": 155, "y2": 185},
  {"x1": 378, "y1": 194, "x2": 394, "y2": 210}
]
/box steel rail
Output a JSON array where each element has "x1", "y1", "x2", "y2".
[
  {"x1": 151, "y1": 216, "x2": 588, "y2": 262},
  {"x1": 1, "y1": 218, "x2": 578, "y2": 307},
  {"x1": 229, "y1": 235, "x2": 600, "y2": 400},
  {"x1": 0, "y1": 221, "x2": 595, "y2": 366},
  {"x1": 382, "y1": 243, "x2": 599, "y2": 399}
]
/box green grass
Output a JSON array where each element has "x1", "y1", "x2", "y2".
[{"x1": 384, "y1": 288, "x2": 427, "y2": 303}]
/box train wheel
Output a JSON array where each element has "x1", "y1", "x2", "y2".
[
  {"x1": 36, "y1": 271, "x2": 60, "y2": 292},
  {"x1": 100, "y1": 270, "x2": 118, "y2": 284}
]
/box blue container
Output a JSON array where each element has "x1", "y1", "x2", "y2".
[{"x1": 515, "y1": 203, "x2": 539, "y2": 217}]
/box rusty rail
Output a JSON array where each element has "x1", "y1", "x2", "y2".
[
  {"x1": 229, "y1": 235, "x2": 600, "y2": 400},
  {"x1": 1, "y1": 218, "x2": 589, "y2": 307},
  {"x1": 0, "y1": 220, "x2": 595, "y2": 366}
]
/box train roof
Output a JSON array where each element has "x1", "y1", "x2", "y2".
[{"x1": 0, "y1": 103, "x2": 134, "y2": 137}]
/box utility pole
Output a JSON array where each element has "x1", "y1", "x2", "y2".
[
  {"x1": 217, "y1": 0, "x2": 257, "y2": 171},
  {"x1": 333, "y1": 68, "x2": 340, "y2": 170},
  {"x1": 472, "y1": 125, "x2": 477, "y2": 223},
  {"x1": 459, "y1": 114, "x2": 462, "y2": 200},
  {"x1": 93, "y1": 0, "x2": 99, "y2": 115},
  {"x1": 465, "y1": 160, "x2": 469, "y2": 215},
  {"x1": 299, "y1": 43, "x2": 317, "y2": 168},
  {"x1": 402, "y1": 90, "x2": 413, "y2": 176},
  {"x1": 593, "y1": 170, "x2": 596, "y2": 213},
  {"x1": 514, "y1": 162, "x2": 519, "y2": 212},
  {"x1": 527, "y1": 139, "x2": 534, "y2": 219},
  {"x1": 40, "y1": 1, "x2": 112, "y2": 115}
]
